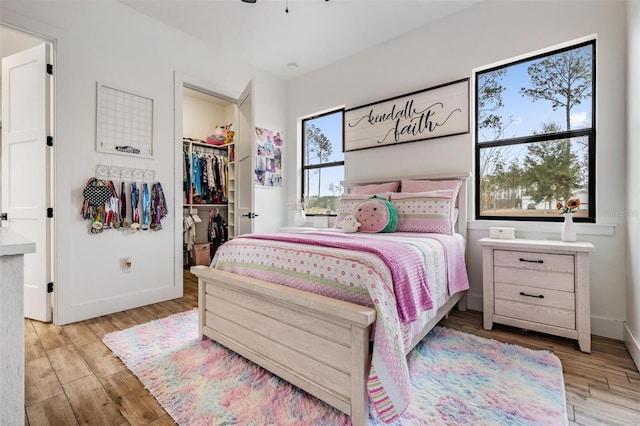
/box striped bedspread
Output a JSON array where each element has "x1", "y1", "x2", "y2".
[{"x1": 211, "y1": 230, "x2": 469, "y2": 423}]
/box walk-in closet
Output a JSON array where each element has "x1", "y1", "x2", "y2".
[{"x1": 182, "y1": 86, "x2": 236, "y2": 267}]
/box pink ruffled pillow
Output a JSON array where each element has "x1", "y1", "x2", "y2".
[
  {"x1": 351, "y1": 181, "x2": 399, "y2": 195},
  {"x1": 390, "y1": 190, "x2": 455, "y2": 234},
  {"x1": 401, "y1": 179, "x2": 462, "y2": 201}
]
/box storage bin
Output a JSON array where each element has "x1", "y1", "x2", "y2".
[{"x1": 191, "y1": 243, "x2": 212, "y2": 266}]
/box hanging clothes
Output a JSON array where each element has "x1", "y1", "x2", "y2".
[
  {"x1": 183, "y1": 215, "x2": 196, "y2": 251},
  {"x1": 151, "y1": 182, "x2": 168, "y2": 231},
  {"x1": 187, "y1": 149, "x2": 229, "y2": 205}
]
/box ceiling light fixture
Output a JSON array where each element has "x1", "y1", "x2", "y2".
[
  {"x1": 240, "y1": 0, "x2": 329, "y2": 14},
  {"x1": 287, "y1": 62, "x2": 298, "y2": 70}
]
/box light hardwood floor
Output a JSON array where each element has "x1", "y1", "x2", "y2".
[{"x1": 23, "y1": 271, "x2": 639, "y2": 425}]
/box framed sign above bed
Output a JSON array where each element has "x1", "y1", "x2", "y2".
[{"x1": 344, "y1": 78, "x2": 469, "y2": 152}]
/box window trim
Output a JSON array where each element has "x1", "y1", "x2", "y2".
[
  {"x1": 301, "y1": 108, "x2": 345, "y2": 216},
  {"x1": 474, "y1": 39, "x2": 596, "y2": 223}
]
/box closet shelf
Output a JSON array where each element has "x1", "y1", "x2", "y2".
[
  {"x1": 184, "y1": 139, "x2": 234, "y2": 150},
  {"x1": 183, "y1": 203, "x2": 228, "y2": 208}
]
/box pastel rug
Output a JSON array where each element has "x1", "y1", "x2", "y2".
[{"x1": 103, "y1": 310, "x2": 568, "y2": 425}]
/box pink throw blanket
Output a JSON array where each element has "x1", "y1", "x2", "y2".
[
  {"x1": 411, "y1": 233, "x2": 469, "y2": 296},
  {"x1": 237, "y1": 232, "x2": 432, "y2": 323}
]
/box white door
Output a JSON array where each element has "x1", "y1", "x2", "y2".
[
  {"x1": 236, "y1": 79, "x2": 256, "y2": 236},
  {"x1": 1, "y1": 43, "x2": 53, "y2": 322}
]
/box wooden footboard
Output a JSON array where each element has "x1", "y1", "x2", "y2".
[
  {"x1": 190, "y1": 266, "x2": 376, "y2": 426},
  {"x1": 190, "y1": 265, "x2": 466, "y2": 425}
]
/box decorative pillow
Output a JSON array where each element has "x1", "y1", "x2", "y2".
[
  {"x1": 339, "y1": 214, "x2": 361, "y2": 233},
  {"x1": 334, "y1": 193, "x2": 391, "y2": 228},
  {"x1": 390, "y1": 190, "x2": 455, "y2": 234},
  {"x1": 351, "y1": 181, "x2": 399, "y2": 195},
  {"x1": 353, "y1": 196, "x2": 398, "y2": 233},
  {"x1": 401, "y1": 179, "x2": 462, "y2": 202}
]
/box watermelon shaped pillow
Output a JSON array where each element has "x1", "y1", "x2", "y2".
[{"x1": 353, "y1": 195, "x2": 398, "y2": 233}]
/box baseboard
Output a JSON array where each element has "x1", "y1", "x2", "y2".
[
  {"x1": 623, "y1": 323, "x2": 640, "y2": 371},
  {"x1": 591, "y1": 315, "x2": 624, "y2": 340},
  {"x1": 56, "y1": 286, "x2": 182, "y2": 325},
  {"x1": 466, "y1": 292, "x2": 483, "y2": 312}
]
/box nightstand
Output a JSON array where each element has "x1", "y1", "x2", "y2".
[{"x1": 478, "y1": 237, "x2": 595, "y2": 353}]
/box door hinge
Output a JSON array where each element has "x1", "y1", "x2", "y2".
[
  {"x1": 47, "y1": 282, "x2": 53, "y2": 293},
  {"x1": 47, "y1": 64, "x2": 53, "y2": 75},
  {"x1": 47, "y1": 136, "x2": 53, "y2": 147},
  {"x1": 0, "y1": 213, "x2": 7, "y2": 221},
  {"x1": 47, "y1": 207, "x2": 54, "y2": 218}
]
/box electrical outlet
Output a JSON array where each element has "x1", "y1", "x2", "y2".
[{"x1": 122, "y1": 257, "x2": 133, "y2": 273}]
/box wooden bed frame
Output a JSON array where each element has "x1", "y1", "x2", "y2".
[{"x1": 190, "y1": 172, "x2": 470, "y2": 426}]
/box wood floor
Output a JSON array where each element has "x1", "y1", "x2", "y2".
[{"x1": 23, "y1": 271, "x2": 639, "y2": 426}]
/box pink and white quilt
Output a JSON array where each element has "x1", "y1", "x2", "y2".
[{"x1": 210, "y1": 230, "x2": 469, "y2": 423}]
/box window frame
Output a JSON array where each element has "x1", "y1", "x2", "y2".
[
  {"x1": 474, "y1": 39, "x2": 596, "y2": 223},
  {"x1": 301, "y1": 108, "x2": 345, "y2": 216}
]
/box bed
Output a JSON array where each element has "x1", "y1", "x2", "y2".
[{"x1": 190, "y1": 172, "x2": 471, "y2": 425}]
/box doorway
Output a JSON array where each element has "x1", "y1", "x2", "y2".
[
  {"x1": 0, "y1": 24, "x2": 55, "y2": 323},
  {"x1": 181, "y1": 85, "x2": 237, "y2": 269},
  {"x1": 172, "y1": 72, "x2": 254, "y2": 295}
]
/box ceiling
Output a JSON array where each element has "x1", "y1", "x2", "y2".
[
  {"x1": 120, "y1": 0, "x2": 481, "y2": 80},
  {"x1": 0, "y1": 26, "x2": 43, "y2": 60}
]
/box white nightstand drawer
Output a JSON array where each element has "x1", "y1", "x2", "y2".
[
  {"x1": 494, "y1": 266, "x2": 574, "y2": 292},
  {"x1": 494, "y1": 250, "x2": 573, "y2": 273},
  {"x1": 495, "y1": 298, "x2": 575, "y2": 329},
  {"x1": 494, "y1": 250, "x2": 574, "y2": 292},
  {"x1": 495, "y1": 282, "x2": 575, "y2": 310}
]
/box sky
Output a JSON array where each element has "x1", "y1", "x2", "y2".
[
  {"x1": 479, "y1": 53, "x2": 592, "y2": 143},
  {"x1": 478, "y1": 44, "x2": 593, "y2": 171},
  {"x1": 303, "y1": 111, "x2": 344, "y2": 199}
]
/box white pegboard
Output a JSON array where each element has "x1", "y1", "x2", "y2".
[{"x1": 96, "y1": 81, "x2": 154, "y2": 158}]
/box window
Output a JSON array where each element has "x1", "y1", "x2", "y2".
[
  {"x1": 475, "y1": 40, "x2": 595, "y2": 222},
  {"x1": 302, "y1": 109, "x2": 345, "y2": 215}
]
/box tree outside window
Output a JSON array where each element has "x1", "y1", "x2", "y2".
[
  {"x1": 476, "y1": 40, "x2": 595, "y2": 222},
  {"x1": 302, "y1": 110, "x2": 345, "y2": 215}
]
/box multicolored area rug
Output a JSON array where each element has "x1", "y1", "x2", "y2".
[{"x1": 103, "y1": 310, "x2": 568, "y2": 425}]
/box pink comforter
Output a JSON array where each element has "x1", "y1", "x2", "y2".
[
  {"x1": 237, "y1": 232, "x2": 432, "y2": 323},
  {"x1": 211, "y1": 230, "x2": 469, "y2": 423}
]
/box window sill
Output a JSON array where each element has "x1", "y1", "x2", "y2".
[{"x1": 467, "y1": 219, "x2": 616, "y2": 237}]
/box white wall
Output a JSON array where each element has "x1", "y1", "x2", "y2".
[
  {"x1": 625, "y1": 0, "x2": 640, "y2": 367},
  {"x1": 253, "y1": 79, "x2": 287, "y2": 234},
  {"x1": 0, "y1": 0, "x2": 287, "y2": 325},
  {"x1": 287, "y1": 0, "x2": 628, "y2": 339}
]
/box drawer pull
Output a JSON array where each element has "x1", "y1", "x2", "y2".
[
  {"x1": 519, "y1": 258, "x2": 544, "y2": 264},
  {"x1": 520, "y1": 291, "x2": 544, "y2": 299}
]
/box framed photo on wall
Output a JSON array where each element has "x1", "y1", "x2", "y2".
[
  {"x1": 254, "y1": 126, "x2": 283, "y2": 188},
  {"x1": 344, "y1": 78, "x2": 469, "y2": 152}
]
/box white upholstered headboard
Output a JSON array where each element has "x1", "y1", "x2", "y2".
[{"x1": 340, "y1": 172, "x2": 471, "y2": 241}]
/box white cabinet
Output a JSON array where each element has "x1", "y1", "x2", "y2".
[
  {"x1": 0, "y1": 229, "x2": 36, "y2": 426},
  {"x1": 479, "y1": 238, "x2": 595, "y2": 353}
]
